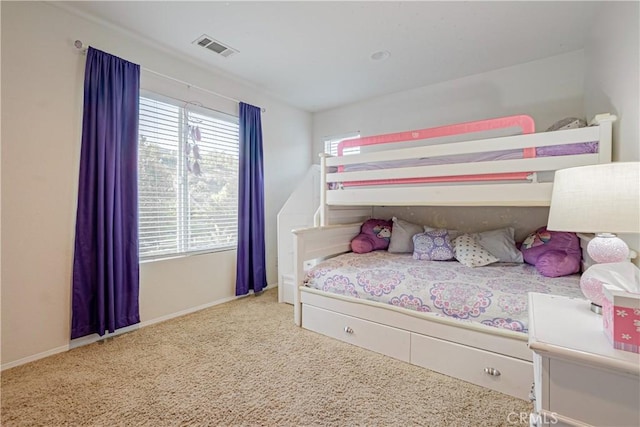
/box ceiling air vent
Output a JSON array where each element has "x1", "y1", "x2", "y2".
[{"x1": 193, "y1": 34, "x2": 237, "y2": 58}]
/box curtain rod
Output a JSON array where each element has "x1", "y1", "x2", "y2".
[{"x1": 74, "y1": 40, "x2": 266, "y2": 113}]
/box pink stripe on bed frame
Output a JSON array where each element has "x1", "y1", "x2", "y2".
[{"x1": 337, "y1": 115, "x2": 536, "y2": 186}]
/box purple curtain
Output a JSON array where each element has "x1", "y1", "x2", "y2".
[
  {"x1": 71, "y1": 47, "x2": 141, "y2": 339},
  {"x1": 236, "y1": 103, "x2": 267, "y2": 295}
]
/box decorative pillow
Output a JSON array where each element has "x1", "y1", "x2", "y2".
[
  {"x1": 350, "y1": 219, "x2": 392, "y2": 254},
  {"x1": 520, "y1": 226, "x2": 581, "y2": 277},
  {"x1": 545, "y1": 117, "x2": 587, "y2": 132},
  {"x1": 471, "y1": 227, "x2": 523, "y2": 263},
  {"x1": 453, "y1": 234, "x2": 499, "y2": 267},
  {"x1": 388, "y1": 217, "x2": 424, "y2": 253},
  {"x1": 412, "y1": 230, "x2": 454, "y2": 261},
  {"x1": 424, "y1": 225, "x2": 460, "y2": 240}
]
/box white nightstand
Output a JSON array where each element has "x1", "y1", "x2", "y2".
[{"x1": 528, "y1": 293, "x2": 640, "y2": 427}]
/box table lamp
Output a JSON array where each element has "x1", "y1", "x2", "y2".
[{"x1": 547, "y1": 162, "x2": 640, "y2": 312}]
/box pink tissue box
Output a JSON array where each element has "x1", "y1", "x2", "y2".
[{"x1": 602, "y1": 284, "x2": 640, "y2": 353}]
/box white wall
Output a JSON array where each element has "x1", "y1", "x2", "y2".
[
  {"x1": 584, "y1": 2, "x2": 639, "y2": 163},
  {"x1": 583, "y1": 1, "x2": 640, "y2": 258},
  {"x1": 1, "y1": 1, "x2": 311, "y2": 367}
]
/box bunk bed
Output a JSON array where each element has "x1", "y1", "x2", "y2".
[{"x1": 292, "y1": 113, "x2": 616, "y2": 400}]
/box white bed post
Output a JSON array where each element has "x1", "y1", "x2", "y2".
[
  {"x1": 319, "y1": 153, "x2": 329, "y2": 226},
  {"x1": 591, "y1": 113, "x2": 616, "y2": 163},
  {"x1": 292, "y1": 229, "x2": 304, "y2": 326}
]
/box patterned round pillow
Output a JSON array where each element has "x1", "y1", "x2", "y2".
[{"x1": 412, "y1": 229, "x2": 454, "y2": 261}]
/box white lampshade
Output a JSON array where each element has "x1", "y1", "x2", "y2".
[
  {"x1": 548, "y1": 162, "x2": 640, "y2": 234},
  {"x1": 549, "y1": 162, "x2": 639, "y2": 312}
]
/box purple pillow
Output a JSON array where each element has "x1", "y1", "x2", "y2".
[
  {"x1": 520, "y1": 226, "x2": 581, "y2": 277},
  {"x1": 412, "y1": 229, "x2": 454, "y2": 261},
  {"x1": 535, "y1": 250, "x2": 581, "y2": 278},
  {"x1": 351, "y1": 219, "x2": 392, "y2": 254}
]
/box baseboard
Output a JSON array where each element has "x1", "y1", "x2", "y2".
[
  {"x1": 1, "y1": 283, "x2": 278, "y2": 371},
  {"x1": 1, "y1": 345, "x2": 70, "y2": 371}
]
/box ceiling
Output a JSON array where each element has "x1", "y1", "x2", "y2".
[{"x1": 60, "y1": 1, "x2": 600, "y2": 113}]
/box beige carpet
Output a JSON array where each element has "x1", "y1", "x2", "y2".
[{"x1": 1, "y1": 288, "x2": 532, "y2": 426}]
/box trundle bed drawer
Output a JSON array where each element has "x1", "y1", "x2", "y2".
[
  {"x1": 302, "y1": 304, "x2": 411, "y2": 362},
  {"x1": 411, "y1": 333, "x2": 533, "y2": 400}
]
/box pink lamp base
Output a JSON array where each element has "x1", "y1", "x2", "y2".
[
  {"x1": 587, "y1": 233, "x2": 630, "y2": 263},
  {"x1": 582, "y1": 234, "x2": 632, "y2": 314},
  {"x1": 579, "y1": 273, "x2": 606, "y2": 314}
]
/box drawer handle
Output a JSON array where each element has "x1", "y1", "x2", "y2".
[
  {"x1": 484, "y1": 367, "x2": 501, "y2": 376},
  {"x1": 344, "y1": 326, "x2": 354, "y2": 334}
]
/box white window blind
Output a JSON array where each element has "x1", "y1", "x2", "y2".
[
  {"x1": 323, "y1": 132, "x2": 360, "y2": 156},
  {"x1": 138, "y1": 93, "x2": 239, "y2": 259}
]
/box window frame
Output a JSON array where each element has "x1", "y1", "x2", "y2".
[
  {"x1": 138, "y1": 90, "x2": 240, "y2": 261},
  {"x1": 323, "y1": 131, "x2": 360, "y2": 156}
]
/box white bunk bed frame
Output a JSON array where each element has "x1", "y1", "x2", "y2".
[{"x1": 292, "y1": 114, "x2": 615, "y2": 400}]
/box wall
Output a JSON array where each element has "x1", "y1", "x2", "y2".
[
  {"x1": 313, "y1": 51, "x2": 587, "y2": 235},
  {"x1": 1, "y1": 1, "x2": 312, "y2": 367},
  {"x1": 583, "y1": 1, "x2": 640, "y2": 261},
  {"x1": 584, "y1": 2, "x2": 639, "y2": 163}
]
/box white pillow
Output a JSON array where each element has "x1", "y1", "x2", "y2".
[
  {"x1": 453, "y1": 235, "x2": 499, "y2": 267},
  {"x1": 471, "y1": 227, "x2": 523, "y2": 263},
  {"x1": 388, "y1": 217, "x2": 424, "y2": 253}
]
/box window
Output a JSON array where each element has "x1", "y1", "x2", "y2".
[
  {"x1": 138, "y1": 92, "x2": 239, "y2": 259},
  {"x1": 323, "y1": 132, "x2": 360, "y2": 156}
]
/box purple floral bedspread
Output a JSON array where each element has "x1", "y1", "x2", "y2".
[{"x1": 303, "y1": 251, "x2": 584, "y2": 334}]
